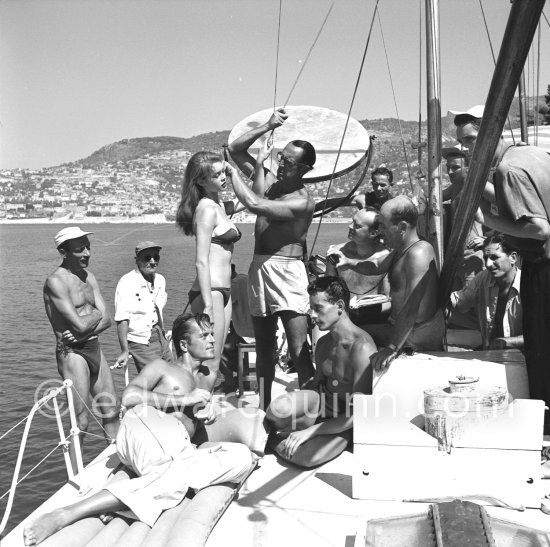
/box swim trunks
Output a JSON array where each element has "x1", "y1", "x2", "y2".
[
  {"x1": 188, "y1": 287, "x2": 231, "y2": 308},
  {"x1": 56, "y1": 337, "x2": 102, "y2": 376},
  {"x1": 248, "y1": 254, "x2": 309, "y2": 317},
  {"x1": 105, "y1": 405, "x2": 253, "y2": 527}
]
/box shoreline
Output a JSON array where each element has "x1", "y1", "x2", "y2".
[{"x1": 0, "y1": 216, "x2": 351, "y2": 225}]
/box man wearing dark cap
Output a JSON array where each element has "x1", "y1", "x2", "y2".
[
  {"x1": 44, "y1": 226, "x2": 119, "y2": 473},
  {"x1": 451, "y1": 104, "x2": 550, "y2": 433},
  {"x1": 114, "y1": 241, "x2": 173, "y2": 372}
]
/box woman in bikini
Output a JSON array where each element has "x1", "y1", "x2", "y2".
[{"x1": 176, "y1": 151, "x2": 243, "y2": 390}]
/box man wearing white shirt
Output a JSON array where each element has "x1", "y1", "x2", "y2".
[{"x1": 115, "y1": 241, "x2": 172, "y2": 371}]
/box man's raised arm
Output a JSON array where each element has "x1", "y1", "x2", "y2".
[
  {"x1": 229, "y1": 163, "x2": 314, "y2": 220},
  {"x1": 228, "y1": 107, "x2": 288, "y2": 178}
]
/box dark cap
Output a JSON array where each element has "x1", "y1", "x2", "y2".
[{"x1": 135, "y1": 241, "x2": 162, "y2": 255}]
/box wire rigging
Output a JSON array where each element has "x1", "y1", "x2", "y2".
[
  {"x1": 273, "y1": 0, "x2": 282, "y2": 111},
  {"x1": 536, "y1": 21, "x2": 541, "y2": 144},
  {"x1": 72, "y1": 388, "x2": 112, "y2": 441},
  {"x1": 417, "y1": 0, "x2": 423, "y2": 172},
  {"x1": 477, "y1": 0, "x2": 515, "y2": 143},
  {"x1": 0, "y1": 439, "x2": 66, "y2": 502},
  {"x1": 377, "y1": 8, "x2": 413, "y2": 190},
  {"x1": 309, "y1": 0, "x2": 380, "y2": 255},
  {"x1": 283, "y1": 3, "x2": 334, "y2": 107}
]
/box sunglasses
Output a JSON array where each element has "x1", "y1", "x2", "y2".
[
  {"x1": 276, "y1": 151, "x2": 309, "y2": 169},
  {"x1": 140, "y1": 253, "x2": 160, "y2": 262}
]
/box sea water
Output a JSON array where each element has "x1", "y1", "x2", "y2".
[{"x1": 0, "y1": 221, "x2": 346, "y2": 534}]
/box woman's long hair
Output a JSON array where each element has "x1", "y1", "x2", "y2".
[{"x1": 176, "y1": 151, "x2": 222, "y2": 236}]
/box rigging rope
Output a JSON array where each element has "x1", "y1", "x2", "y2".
[
  {"x1": 478, "y1": 0, "x2": 516, "y2": 142},
  {"x1": 0, "y1": 396, "x2": 59, "y2": 442},
  {"x1": 72, "y1": 388, "x2": 112, "y2": 441},
  {"x1": 416, "y1": 0, "x2": 423, "y2": 177},
  {"x1": 536, "y1": 21, "x2": 541, "y2": 144},
  {"x1": 309, "y1": 0, "x2": 380, "y2": 255},
  {"x1": 283, "y1": 3, "x2": 334, "y2": 107},
  {"x1": 0, "y1": 438, "x2": 67, "y2": 502},
  {"x1": 377, "y1": 8, "x2": 413, "y2": 191},
  {"x1": 273, "y1": 0, "x2": 282, "y2": 110}
]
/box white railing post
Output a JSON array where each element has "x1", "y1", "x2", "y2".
[
  {"x1": 0, "y1": 384, "x2": 68, "y2": 536},
  {"x1": 64, "y1": 379, "x2": 86, "y2": 493},
  {"x1": 52, "y1": 395, "x2": 75, "y2": 481}
]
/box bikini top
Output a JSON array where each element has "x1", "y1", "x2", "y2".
[{"x1": 211, "y1": 225, "x2": 242, "y2": 245}]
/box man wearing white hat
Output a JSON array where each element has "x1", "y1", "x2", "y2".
[
  {"x1": 451, "y1": 104, "x2": 550, "y2": 434},
  {"x1": 44, "y1": 227, "x2": 119, "y2": 472},
  {"x1": 114, "y1": 241, "x2": 173, "y2": 372}
]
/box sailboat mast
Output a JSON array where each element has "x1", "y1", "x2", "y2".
[
  {"x1": 439, "y1": 0, "x2": 546, "y2": 306},
  {"x1": 425, "y1": 0, "x2": 443, "y2": 270}
]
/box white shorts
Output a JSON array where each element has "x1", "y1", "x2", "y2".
[{"x1": 248, "y1": 254, "x2": 310, "y2": 317}]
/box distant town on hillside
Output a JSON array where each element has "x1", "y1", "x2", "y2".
[{"x1": 1, "y1": 95, "x2": 547, "y2": 222}]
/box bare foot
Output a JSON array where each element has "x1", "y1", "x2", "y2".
[
  {"x1": 99, "y1": 512, "x2": 115, "y2": 524},
  {"x1": 23, "y1": 508, "x2": 67, "y2": 546}
]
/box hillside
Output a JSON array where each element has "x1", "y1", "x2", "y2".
[
  {"x1": 1, "y1": 96, "x2": 546, "y2": 222},
  {"x1": 75, "y1": 132, "x2": 231, "y2": 168},
  {"x1": 73, "y1": 94, "x2": 542, "y2": 169}
]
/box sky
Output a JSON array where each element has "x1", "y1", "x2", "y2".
[{"x1": 1, "y1": 0, "x2": 549, "y2": 169}]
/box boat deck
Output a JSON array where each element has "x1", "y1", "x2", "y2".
[{"x1": 3, "y1": 350, "x2": 550, "y2": 546}]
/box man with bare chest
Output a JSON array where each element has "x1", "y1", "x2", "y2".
[
  {"x1": 43, "y1": 227, "x2": 119, "y2": 472},
  {"x1": 122, "y1": 312, "x2": 268, "y2": 454},
  {"x1": 333, "y1": 197, "x2": 445, "y2": 370},
  {"x1": 368, "y1": 196, "x2": 444, "y2": 368},
  {"x1": 326, "y1": 209, "x2": 390, "y2": 324},
  {"x1": 23, "y1": 312, "x2": 256, "y2": 545},
  {"x1": 265, "y1": 277, "x2": 376, "y2": 468},
  {"x1": 229, "y1": 107, "x2": 316, "y2": 409}
]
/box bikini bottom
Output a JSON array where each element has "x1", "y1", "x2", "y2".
[{"x1": 188, "y1": 287, "x2": 231, "y2": 308}]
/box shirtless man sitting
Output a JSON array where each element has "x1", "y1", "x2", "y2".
[
  {"x1": 43, "y1": 227, "x2": 119, "y2": 472},
  {"x1": 23, "y1": 312, "x2": 257, "y2": 546},
  {"x1": 266, "y1": 277, "x2": 376, "y2": 468},
  {"x1": 332, "y1": 197, "x2": 444, "y2": 371},
  {"x1": 326, "y1": 208, "x2": 390, "y2": 325},
  {"x1": 229, "y1": 107, "x2": 316, "y2": 409}
]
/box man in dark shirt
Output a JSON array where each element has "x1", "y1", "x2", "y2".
[
  {"x1": 353, "y1": 166, "x2": 395, "y2": 211},
  {"x1": 452, "y1": 104, "x2": 550, "y2": 433}
]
